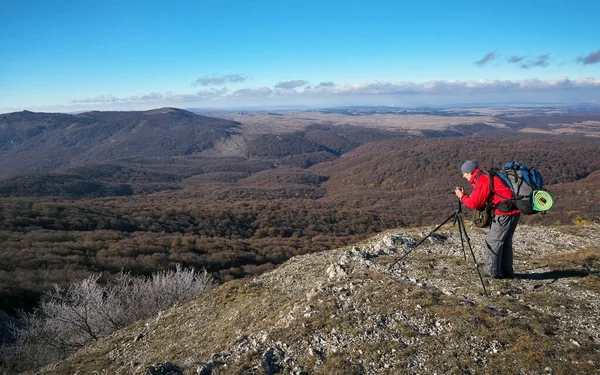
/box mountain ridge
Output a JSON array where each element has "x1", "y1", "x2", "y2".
[{"x1": 0, "y1": 108, "x2": 242, "y2": 177}]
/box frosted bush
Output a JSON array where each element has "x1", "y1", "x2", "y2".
[{"x1": 0, "y1": 265, "x2": 214, "y2": 374}]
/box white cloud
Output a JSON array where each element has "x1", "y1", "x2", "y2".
[
  {"x1": 231, "y1": 87, "x2": 273, "y2": 98},
  {"x1": 305, "y1": 77, "x2": 600, "y2": 95},
  {"x1": 192, "y1": 74, "x2": 247, "y2": 86},
  {"x1": 274, "y1": 80, "x2": 309, "y2": 89},
  {"x1": 71, "y1": 88, "x2": 228, "y2": 105},
  {"x1": 71, "y1": 95, "x2": 124, "y2": 104},
  {"x1": 59, "y1": 77, "x2": 600, "y2": 111}
]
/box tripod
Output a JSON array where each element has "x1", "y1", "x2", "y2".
[{"x1": 388, "y1": 199, "x2": 488, "y2": 296}]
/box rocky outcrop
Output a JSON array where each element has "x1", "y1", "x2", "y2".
[{"x1": 35, "y1": 225, "x2": 600, "y2": 375}]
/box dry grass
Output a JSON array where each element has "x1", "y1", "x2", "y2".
[
  {"x1": 543, "y1": 247, "x2": 600, "y2": 271},
  {"x1": 32, "y1": 225, "x2": 600, "y2": 375}
]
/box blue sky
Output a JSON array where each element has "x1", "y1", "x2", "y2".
[{"x1": 1, "y1": 0, "x2": 599, "y2": 113}]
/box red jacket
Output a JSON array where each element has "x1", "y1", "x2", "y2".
[{"x1": 461, "y1": 168, "x2": 520, "y2": 216}]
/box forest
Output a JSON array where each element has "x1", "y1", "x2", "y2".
[{"x1": 1, "y1": 108, "x2": 599, "y2": 316}]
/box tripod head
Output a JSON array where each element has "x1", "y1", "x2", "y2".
[
  {"x1": 452, "y1": 200, "x2": 462, "y2": 226},
  {"x1": 454, "y1": 198, "x2": 464, "y2": 213}
]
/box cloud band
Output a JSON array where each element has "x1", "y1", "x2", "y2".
[{"x1": 70, "y1": 77, "x2": 600, "y2": 105}]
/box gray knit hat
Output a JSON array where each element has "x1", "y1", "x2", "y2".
[{"x1": 461, "y1": 160, "x2": 478, "y2": 174}]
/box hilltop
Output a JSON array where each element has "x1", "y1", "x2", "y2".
[{"x1": 34, "y1": 223, "x2": 600, "y2": 375}]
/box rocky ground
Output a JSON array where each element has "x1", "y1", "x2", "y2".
[{"x1": 33, "y1": 223, "x2": 600, "y2": 375}]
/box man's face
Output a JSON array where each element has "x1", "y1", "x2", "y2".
[{"x1": 462, "y1": 172, "x2": 472, "y2": 181}]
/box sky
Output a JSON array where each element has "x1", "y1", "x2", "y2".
[{"x1": 1, "y1": 0, "x2": 600, "y2": 114}]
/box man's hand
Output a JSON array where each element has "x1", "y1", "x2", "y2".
[{"x1": 455, "y1": 187, "x2": 465, "y2": 199}]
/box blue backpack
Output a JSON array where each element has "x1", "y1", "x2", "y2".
[{"x1": 492, "y1": 162, "x2": 552, "y2": 214}]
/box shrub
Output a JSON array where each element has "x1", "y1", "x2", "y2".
[{"x1": 0, "y1": 265, "x2": 214, "y2": 374}]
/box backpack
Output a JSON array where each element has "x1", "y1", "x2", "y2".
[{"x1": 492, "y1": 162, "x2": 553, "y2": 214}]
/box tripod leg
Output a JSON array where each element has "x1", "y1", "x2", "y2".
[
  {"x1": 457, "y1": 214, "x2": 489, "y2": 297},
  {"x1": 457, "y1": 215, "x2": 467, "y2": 260},
  {"x1": 388, "y1": 212, "x2": 457, "y2": 271}
]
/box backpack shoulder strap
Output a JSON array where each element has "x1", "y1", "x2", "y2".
[
  {"x1": 475, "y1": 170, "x2": 495, "y2": 204},
  {"x1": 485, "y1": 169, "x2": 517, "y2": 202}
]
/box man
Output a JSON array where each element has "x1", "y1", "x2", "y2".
[{"x1": 455, "y1": 160, "x2": 520, "y2": 279}]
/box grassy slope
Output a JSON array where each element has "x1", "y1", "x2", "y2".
[{"x1": 35, "y1": 224, "x2": 600, "y2": 375}]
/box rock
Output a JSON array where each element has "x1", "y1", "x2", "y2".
[
  {"x1": 569, "y1": 339, "x2": 581, "y2": 347},
  {"x1": 427, "y1": 233, "x2": 447, "y2": 243},
  {"x1": 197, "y1": 353, "x2": 231, "y2": 375},
  {"x1": 292, "y1": 366, "x2": 309, "y2": 375},
  {"x1": 142, "y1": 362, "x2": 184, "y2": 375},
  {"x1": 326, "y1": 263, "x2": 348, "y2": 279},
  {"x1": 261, "y1": 347, "x2": 286, "y2": 374}
]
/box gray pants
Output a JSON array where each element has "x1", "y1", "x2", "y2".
[{"x1": 484, "y1": 213, "x2": 520, "y2": 278}]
